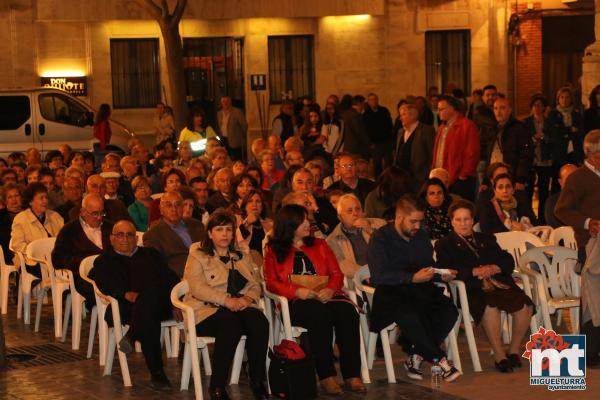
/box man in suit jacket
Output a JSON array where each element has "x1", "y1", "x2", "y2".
[
  {"x1": 393, "y1": 103, "x2": 435, "y2": 190},
  {"x1": 217, "y1": 95, "x2": 248, "y2": 161},
  {"x1": 91, "y1": 220, "x2": 179, "y2": 388},
  {"x1": 52, "y1": 194, "x2": 113, "y2": 308},
  {"x1": 555, "y1": 130, "x2": 600, "y2": 367},
  {"x1": 143, "y1": 191, "x2": 205, "y2": 277},
  {"x1": 68, "y1": 174, "x2": 131, "y2": 224},
  {"x1": 342, "y1": 95, "x2": 371, "y2": 161}
]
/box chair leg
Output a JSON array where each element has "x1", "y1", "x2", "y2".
[
  {"x1": 34, "y1": 290, "x2": 45, "y2": 332},
  {"x1": 462, "y1": 312, "x2": 482, "y2": 372},
  {"x1": 191, "y1": 345, "x2": 204, "y2": 400},
  {"x1": 62, "y1": 294, "x2": 72, "y2": 343},
  {"x1": 0, "y1": 269, "x2": 9, "y2": 315},
  {"x1": 367, "y1": 332, "x2": 377, "y2": 369},
  {"x1": 171, "y1": 327, "x2": 180, "y2": 358},
  {"x1": 161, "y1": 327, "x2": 172, "y2": 358},
  {"x1": 71, "y1": 297, "x2": 83, "y2": 350},
  {"x1": 135, "y1": 341, "x2": 142, "y2": 353},
  {"x1": 113, "y1": 324, "x2": 132, "y2": 387},
  {"x1": 359, "y1": 328, "x2": 371, "y2": 384},
  {"x1": 52, "y1": 288, "x2": 64, "y2": 338},
  {"x1": 181, "y1": 343, "x2": 192, "y2": 390},
  {"x1": 17, "y1": 278, "x2": 23, "y2": 319},
  {"x1": 229, "y1": 337, "x2": 246, "y2": 385},
  {"x1": 201, "y1": 346, "x2": 212, "y2": 376},
  {"x1": 99, "y1": 319, "x2": 108, "y2": 366},
  {"x1": 87, "y1": 307, "x2": 97, "y2": 359},
  {"x1": 570, "y1": 307, "x2": 580, "y2": 334},
  {"x1": 556, "y1": 309, "x2": 563, "y2": 327},
  {"x1": 380, "y1": 330, "x2": 396, "y2": 383},
  {"x1": 103, "y1": 329, "x2": 116, "y2": 376},
  {"x1": 446, "y1": 325, "x2": 462, "y2": 373}
]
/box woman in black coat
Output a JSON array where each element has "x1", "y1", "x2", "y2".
[
  {"x1": 547, "y1": 87, "x2": 584, "y2": 170},
  {"x1": 478, "y1": 174, "x2": 537, "y2": 234},
  {"x1": 435, "y1": 200, "x2": 534, "y2": 373},
  {"x1": 584, "y1": 84, "x2": 600, "y2": 133}
]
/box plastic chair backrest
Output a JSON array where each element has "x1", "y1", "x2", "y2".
[
  {"x1": 26, "y1": 237, "x2": 57, "y2": 282},
  {"x1": 519, "y1": 246, "x2": 580, "y2": 299},
  {"x1": 527, "y1": 226, "x2": 553, "y2": 243},
  {"x1": 79, "y1": 255, "x2": 109, "y2": 306},
  {"x1": 170, "y1": 280, "x2": 198, "y2": 345},
  {"x1": 494, "y1": 231, "x2": 545, "y2": 266},
  {"x1": 353, "y1": 265, "x2": 374, "y2": 305},
  {"x1": 550, "y1": 226, "x2": 577, "y2": 250}
]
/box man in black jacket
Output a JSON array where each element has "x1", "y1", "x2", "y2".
[
  {"x1": 364, "y1": 93, "x2": 393, "y2": 176},
  {"x1": 342, "y1": 95, "x2": 371, "y2": 161},
  {"x1": 486, "y1": 95, "x2": 534, "y2": 191},
  {"x1": 52, "y1": 194, "x2": 113, "y2": 309},
  {"x1": 91, "y1": 220, "x2": 180, "y2": 389}
]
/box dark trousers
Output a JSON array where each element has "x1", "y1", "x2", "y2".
[
  {"x1": 196, "y1": 307, "x2": 269, "y2": 388},
  {"x1": 582, "y1": 320, "x2": 600, "y2": 361},
  {"x1": 289, "y1": 298, "x2": 361, "y2": 380},
  {"x1": 450, "y1": 176, "x2": 476, "y2": 202},
  {"x1": 220, "y1": 137, "x2": 244, "y2": 161},
  {"x1": 393, "y1": 298, "x2": 458, "y2": 362},
  {"x1": 372, "y1": 141, "x2": 393, "y2": 178},
  {"x1": 119, "y1": 292, "x2": 172, "y2": 376},
  {"x1": 529, "y1": 166, "x2": 553, "y2": 224}
]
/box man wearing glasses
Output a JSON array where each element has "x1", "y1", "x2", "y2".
[
  {"x1": 91, "y1": 220, "x2": 180, "y2": 389},
  {"x1": 52, "y1": 194, "x2": 113, "y2": 309},
  {"x1": 143, "y1": 191, "x2": 205, "y2": 277},
  {"x1": 327, "y1": 153, "x2": 375, "y2": 206}
]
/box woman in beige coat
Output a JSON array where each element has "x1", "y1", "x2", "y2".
[
  {"x1": 11, "y1": 182, "x2": 64, "y2": 278},
  {"x1": 183, "y1": 209, "x2": 268, "y2": 400}
]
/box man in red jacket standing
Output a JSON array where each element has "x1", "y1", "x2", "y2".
[{"x1": 431, "y1": 95, "x2": 480, "y2": 201}]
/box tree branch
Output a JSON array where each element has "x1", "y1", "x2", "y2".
[
  {"x1": 171, "y1": 0, "x2": 187, "y2": 24},
  {"x1": 135, "y1": 0, "x2": 162, "y2": 20}
]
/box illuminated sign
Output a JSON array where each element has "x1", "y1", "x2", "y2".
[{"x1": 40, "y1": 76, "x2": 87, "y2": 96}]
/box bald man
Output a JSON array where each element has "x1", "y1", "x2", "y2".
[
  {"x1": 143, "y1": 192, "x2": 205, "y2": 277},
  {"x1": 67, "y1": 174, "x2": 131, "y2": 223},
  {"x1": 206, "y1": 168, "x2": 233, "y2": 212},
  {"x1": 52, "y1": 194, "x2": 113, "y2": 309},
  {"x1": 545, "y1": 163, "x2": 578, "y2": 228},
  {"x1": 91, "y1": 220, "x2": 179, "y2": 389}
]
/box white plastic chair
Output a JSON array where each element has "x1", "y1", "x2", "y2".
[
  {"x1": 61, "y1": 268, "x2": 96, "y2": 350},
  {"x1": 354, "y1": 266, "x2": 461, "y2": 382},
  {"x1": 171, "y1": 280, "x2": 247, "y2": 399},
  {"x1": 10, "y1": 241, "x2": 44, "y2": 326},
  {"x1": 528, "y1": 226, "x2": 553, "y2": 244},
  {"x1": 446, "y1": 280, "x2": 482, "y2": 372},
  {"x1": 519, "y1": 246, "x2": 580, "y2": 334},
  {"x1": 264, "y1": 284, "x2": 370, "y2": 384},
  {"x1": 550, "y1": 226, "x2": 577, "y2": 250},
  {"x1": 0, "y1": 247, "x2": 18, "y2": 315},
  {"x1": 80, "y1": 255, "x2": 108, "y2": 366},
  {"x1": 26, "y1": 237, "x2": 72, "y2": 338}
]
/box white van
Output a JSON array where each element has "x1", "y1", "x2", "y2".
[{"x1": 0, "y1": 88, "x2": 134, "y2": 159}]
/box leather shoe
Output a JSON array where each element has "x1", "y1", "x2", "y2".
[
  {"x1": 118, "y1": 335, "x2": 133, "y2": 354},
  {"x1": 344, "y1": 377, "x2": 366, "y2": 392},
  {"x1": 495, "y1": 359, "x2": 514, "y2": 373},
  {"x1": 320, "y1": 377, "x2": 342, "y2": 395},
  {"x1": 209, "y1": 386, "x2": 231, "y2": 400},
  {"x1": 507, "y1": 353, "x2": 522, "y2": 368},
  {"x1": 149, "y1": 370, "x2": 172, "y2": 390},
  {"x1": 250, "y1": 381, "x2": 270, "y2": 399}
]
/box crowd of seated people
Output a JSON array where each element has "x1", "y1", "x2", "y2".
[{"x1": 1, "y1": 84, "x2": 599, "y2": 398}]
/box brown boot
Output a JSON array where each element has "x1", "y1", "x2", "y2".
[
  {"x1": 320, "y1": 377, "x2": 342, "y2": 395},
  {"x1": 345, "y1": 377, "x2": 367, "y2": 392}
]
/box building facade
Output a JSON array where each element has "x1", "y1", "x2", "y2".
[{"x1": 0, "y1": 0, "x2": 595, "y2": 143}]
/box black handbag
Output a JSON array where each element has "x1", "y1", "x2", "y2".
[{"x1": 268, "y1": 350, "x2": 317, "y2": 400}]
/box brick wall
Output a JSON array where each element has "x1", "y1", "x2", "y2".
[{"x1": 514, "y1": 3, "x2": 543, "y2": 116}]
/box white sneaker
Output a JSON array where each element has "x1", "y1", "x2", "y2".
[{"x1": 439, "y1": 357, "x2": 461, "y2": 382}]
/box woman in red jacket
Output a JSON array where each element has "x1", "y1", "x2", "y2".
[
  {"x1": 94, "y1": 103, "x2": 112, "y2": 150},
  {"x1": 264, "y1": 204, "x2": 365, "y2": 395}
]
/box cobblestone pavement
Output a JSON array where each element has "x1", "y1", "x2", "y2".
[{"x1": 0, "y1": 304, "x2": 464, "y2": 400}]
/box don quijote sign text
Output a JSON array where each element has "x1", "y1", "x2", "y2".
[{"x1": 41, "y1": 76, "x2": 87, "y2": 96}]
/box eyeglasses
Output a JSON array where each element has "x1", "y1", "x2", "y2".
[
  {"x1": 162, "y1": 202, "x2": 183, "y2": 209},
  {"x1": 85, "y1": 210, "x2": 106, "y2": 218},
  {"x1": 111, "y1": 232, "x2": 136, "y2": 239},
  {"x1": 340, "y1": 164, "x2": 355, "y2": 169}
]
